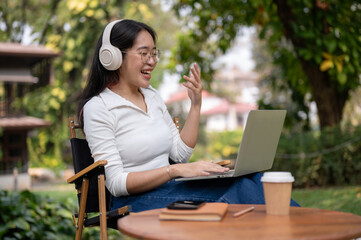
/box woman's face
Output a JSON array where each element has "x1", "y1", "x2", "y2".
[{"x1": 119, "y1": 30, "x2": 157, "y2": 90}]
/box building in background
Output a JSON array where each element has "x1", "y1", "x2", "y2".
[
  {"x1": 0, "y1": 43, "x2": 60, "y2": 190},
  {"x1": 166, "y1": 66, "x2": 258, "y2": 131}
]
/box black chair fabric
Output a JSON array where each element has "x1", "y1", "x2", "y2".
[{"x1": 70, "y1": 138, "x2": 111, "y2": 212}]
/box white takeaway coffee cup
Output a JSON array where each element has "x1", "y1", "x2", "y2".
[{"x1": 261, "y1": 172, "x2": 295, "y2": 215}]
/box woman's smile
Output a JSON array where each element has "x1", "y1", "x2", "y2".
[{"x1": 141, "y1": 68, "x2": 153, "y2": 80}]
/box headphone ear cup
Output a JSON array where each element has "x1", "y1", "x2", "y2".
[{"x1": 99, "y1": 43, "x2": 123, "y2": 71}]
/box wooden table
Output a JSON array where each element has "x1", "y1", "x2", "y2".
[{"x1": 117, "y1": 204, "x2": 361, "y2": 240}]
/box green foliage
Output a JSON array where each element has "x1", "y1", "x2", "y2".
[
  {"x1": 193, "y1": 123, "x2": 361, "y2": 188},
  {"x1": 0, "y1": 190, "x2": 75, "y2": 239},
  {"x1": 274, "y1": 124, "x2": 361, "y2": 187},
  {"x1": 205, "y1": 130, "x2": 244, "y2": 160},
  {"x1": 253, "y1": 30, "x2": 312, "y2": 130},
  {"x1": 0, "y1": 0, "x2": 58, "y2": 43},
  {"x1": 171, "y1": 0, "x2": 361, "y2": 128},
  {"x1": 189, "y1": 129, "x2": 243, "y2": 162},
  {"x1": 21, "y1": 86, "x2": 69, "y2": 171},
  {"x1": 0, "y1": 189, "x2": 124, "y2": 239},
  {"x1": 0, "y1": 0, "x2": 182, "y2": 172}
]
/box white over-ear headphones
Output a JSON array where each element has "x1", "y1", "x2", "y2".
[{"x1": 99, "y1": 19, "x2": 123, "y2": 71}]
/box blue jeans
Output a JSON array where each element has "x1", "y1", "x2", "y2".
[{"x1": 110, "y1": 172, "x2": 300, "y2": 212}]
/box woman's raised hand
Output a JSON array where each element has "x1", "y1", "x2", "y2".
[{"x1": 183, "y1": 63, "x2": 202, "y2": 108}]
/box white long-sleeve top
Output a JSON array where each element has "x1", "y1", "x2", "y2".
[{"x1": 83, "y1": 86, "x2": 193, "y2": 197}]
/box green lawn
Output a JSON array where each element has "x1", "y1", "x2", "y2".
[
  {"x1": 35, "y1": 188, "x2": 76, "y2": 203},
  {"x1": 292, "y1": 186, "x2": 361, "y2": 216},
  {"x1": 33, "y1": 184, "x2": 361, "y2": 216}
]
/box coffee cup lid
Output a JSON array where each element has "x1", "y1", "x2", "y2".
[{"x1": 261, "y1": 171, "x2": 295, "y2": 183}]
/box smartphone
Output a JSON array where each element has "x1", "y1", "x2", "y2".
[{"x1": 167, "y1": 200, "x2": 205, "y2": 210}]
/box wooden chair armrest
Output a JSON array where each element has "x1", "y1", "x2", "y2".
[
  {"x1": 67, "y1": 160, "x2": 108, "y2": 184},
  {"x1": 109, "y1": 206, "x2": 131, "y2": 218}
]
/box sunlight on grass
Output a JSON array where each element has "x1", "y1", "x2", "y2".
[{"x1": 292, "y1": 186, "x2": 361, "y2": 216}]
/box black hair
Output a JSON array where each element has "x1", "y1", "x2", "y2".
[{"x1": 76, "y1": 19, "x2": 157, "y2": 127}]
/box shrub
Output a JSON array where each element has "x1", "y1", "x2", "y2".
[
  {"x1": 0, "y1": 190, "x2": 75, "y2": 239},
  {"x1": 196, "y1": 125, "x2": 361, "y2": 187},
  {"x1": 0, "y1": 190, "x2": 124, "y2": 239},
  {"x1": 274, "y1": 125, "x2": 361, "y2": 187},
  {"x1": 195, "y1": 129, "x2": 244, "y2": 161}
]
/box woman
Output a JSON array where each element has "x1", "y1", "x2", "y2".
[{"x1": 77, "y1": 19, "x2": 298, "y2": 212}]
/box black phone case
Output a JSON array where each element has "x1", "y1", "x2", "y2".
[{"x1": 167, "y1": 201, "x2": 205, "y2": 210}]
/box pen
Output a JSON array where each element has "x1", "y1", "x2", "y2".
[{"x1": 233, "y1": 206, "x2": 255, "y2": 217}]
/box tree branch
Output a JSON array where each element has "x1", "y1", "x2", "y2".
[
  {"x1": 39, "y1": 0, "x2": 61, "y2": 44},
  {"x1": 273, "y1": 0, "x2": 304, "y2": 48},
  {"x1": 19, "y1": 0, "x2": 27, "y2": 43},
  {"x1": 1, "y1": 0, "x2": 12, "y2": 40}
]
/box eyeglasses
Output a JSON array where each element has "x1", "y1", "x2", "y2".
[{"x1": 122, "y1": 49, "x2": 160, "y2": 64}]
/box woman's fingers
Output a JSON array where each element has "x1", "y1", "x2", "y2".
[
  {"x1": 183, "y1": 70, "x2": 202, "y2": 91},
  {"x1": 194, "y1": 161, "x2": 229, "y2": 175},
  {"x1": 182, "y1": 77, "x2": 200, "y2": 91},
  {"x1": 181, "y1": 62, "x2": 203, "y2": 106},
  {"x1": 183, "y1": 63, "x2": 201, "y2": 84},
  {"x1": 191, "y1": 63, "x2": 201, "y2": 80},
  {"x1": 177, "y1": 161, "x2": 229, "y2": 178},
  {"x1": 190, "y1": 64, "x2": 201, "y2": 84}
]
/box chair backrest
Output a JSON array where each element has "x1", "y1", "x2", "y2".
[
  {"x1": 173, "y1": 117, "x2": 180, "y2": 133},
  {"x1": 68, "y1": 116, "x2": 111, "y2": 213}
]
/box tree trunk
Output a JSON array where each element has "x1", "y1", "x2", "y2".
[
  {"x1": 274, "y1": 0, "x2": 349, "y2": 129},
  {"x1": 299, "y1": 60, "x2": 348, "y2": 129}
]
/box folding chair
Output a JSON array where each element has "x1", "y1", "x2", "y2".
[{"x1": 67, "y1": 116, "x2": 130, "y2": 240}]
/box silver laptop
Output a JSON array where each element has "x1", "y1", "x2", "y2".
[{"x1": 175, "y1": 110, "x2": 286, "y2": 181}]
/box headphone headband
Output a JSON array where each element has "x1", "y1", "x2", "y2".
[{"x1": 102, "y1": 20, "x2": 122, "y2": 45}]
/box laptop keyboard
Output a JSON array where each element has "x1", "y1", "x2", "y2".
[{"x1": 209, "y1": 170, "x2": 235, "y2": 177}]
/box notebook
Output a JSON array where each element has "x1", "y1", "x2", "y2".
[{"x1": 175, "y1": 110, "x2": 286, "y2": 181}]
